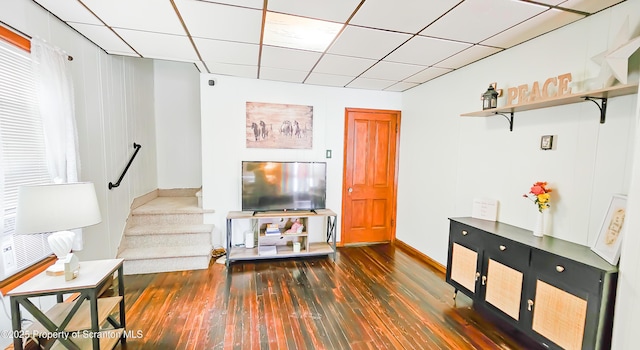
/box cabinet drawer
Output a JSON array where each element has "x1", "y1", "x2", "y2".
[
  {"x1": 531, "y1": 249, "x2": 603, "y2": 295},
  {"x1": 449, "y1": 221, "x2": 483, "y2": 245},
  {"x1": 484, "y1": 235, "x2": 530, "y2": 269}
]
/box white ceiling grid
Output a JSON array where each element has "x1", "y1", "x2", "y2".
[{"x1": 31, "y1": 0, "x2": 625, "y2": 91}]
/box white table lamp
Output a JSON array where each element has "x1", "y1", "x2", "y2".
[{"x1": 15, "y1": 182, "x2": 102, "y2": 276}]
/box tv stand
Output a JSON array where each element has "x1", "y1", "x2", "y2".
[
  {"x1": 251, "y1": 209, "x2": 319, "y2": 216},
  {"x1": 226, "y1": 209, "x2": 337, "y2": 266}
]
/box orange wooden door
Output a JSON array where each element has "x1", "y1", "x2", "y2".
[{"x1": 341, "y1": 108, "x2": 400, "y2": 244}]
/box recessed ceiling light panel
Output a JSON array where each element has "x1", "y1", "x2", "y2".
[{"x1": 263, "y1": 12, "x2": 343, "y2": 52}]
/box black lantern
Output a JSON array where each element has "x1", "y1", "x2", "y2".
[{"x1": 482, "y1": 84, "x2": 499, "y2": 110}]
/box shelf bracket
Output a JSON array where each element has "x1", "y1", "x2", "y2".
[
  {"x1": 494, "y1": 112, "x2": 514, "y2": 132},
  {"x1": 583, "y1": 96, "x2": 608, "y2": 124}
]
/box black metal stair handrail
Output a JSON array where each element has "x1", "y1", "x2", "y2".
[{"x1": 109, "y1": 143, "x2": 142, "y2": 190}]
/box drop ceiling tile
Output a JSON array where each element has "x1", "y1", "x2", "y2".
[
  {"x1": 260, "y1": 46, "x2": 322, "y2": 71},
  {"x1": 305, "y1": 72, "x2": 354, "y2": 87},
  {"x1": 436, "y1": 45, "x2": 502, "y2": 69},
  {"x1": 81, "y1": 0, "x2": 185, "y2": 35},
  {"x1": 533, "y1": 0, "x2": 566, "y2": 5},
  {"x1": 33, "y1": 0, "x2": 101, "y2": 25},
  {"x1": 404, "y1": 67, "x2": 453, "y2": 84},
  {"x1": 194, "y1": 38, "x2": 260, "y2": 66},
  {"x1": 385, "y1": 36, "x2": 471, "y2": 66},
  {"x1": 313, "y1": 54, "x2": 376, "y2": 76},
  {"x1": 206, "y1": 62, "x2": 258, "y2": 78},
  {"x1": 558, "y1": 0, "x2": 625, "y2": 13},
  {"x1": 346, "y1": 77, "x2": 395, "y2": 90},
  {"x1": 67, "y1": 23, "x2": 137, "y2": 56},
  {"x1": 175, "y1": 1, "x2": 262, "y2": 44},
  {"x1": 260, "y1": 67, "x2": 308, "y2": 83},
  {"x1": 263, "y1": 12, "x2": 342, "y2": 52},
  {"x1": 350, "y1": 0, "x2": 460, "y2": 34},
  {"x1": 198, "y1": 0, "x2": 264, "y2": 10},
  {"x1": 420, "y1": 0, "x2": 548, "y2": 43},
  {"x1": 328, "y1": 26, "x2": 411, "y2": 60},
  {"x1": 266, "y1": 0, "x2": 361, "y2": 22},
  {"x1": 113, "y1": 29, "x2": 198, "y2": 62},
  {"x1": 482, "y1": 9, "x2": 584, "y2": 48},
  {"x1": 361, "y1": 61, "x2": 426, "y2": 81},
  {"x1": 384, "y1": 81, "x2": 420, "y2": 92}
]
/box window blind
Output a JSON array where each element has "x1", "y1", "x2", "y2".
[{"x1": 0, "y1": 38, "x2": 52, "y2": 280}]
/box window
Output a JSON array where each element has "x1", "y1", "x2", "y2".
[{"x1": 0, "y1": 33, "x2": 53, "y2": 280}]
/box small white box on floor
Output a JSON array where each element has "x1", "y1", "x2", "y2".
[{"x1": 472, "y1": 198, "x2": 498, "y2": 221}]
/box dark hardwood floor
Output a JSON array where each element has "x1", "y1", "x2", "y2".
[{"x1": 115, "y1": 244, "x2": 542, "y2": 350}]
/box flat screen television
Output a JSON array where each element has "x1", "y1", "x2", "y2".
[{"x1": 242, "y1": 161, "x2": 327, "y2": 213}]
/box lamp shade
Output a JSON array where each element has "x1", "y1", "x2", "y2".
[{"x1": 15, "y1": 182, "x2": 102, "y2": 234}]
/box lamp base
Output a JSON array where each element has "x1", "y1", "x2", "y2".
[{"x1": 46, "y1": 261, "x2": 65, "y2": 276}]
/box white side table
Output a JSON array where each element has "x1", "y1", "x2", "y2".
[{"x1": 8, "y1": 259, "x2": 126, "y2": 350}]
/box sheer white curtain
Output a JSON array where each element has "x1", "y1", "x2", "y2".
[{"x1": 30, "y1": 38, "x2": 83, "y2": 250}]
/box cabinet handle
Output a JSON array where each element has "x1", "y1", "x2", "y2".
[
  {"x1": 475, "y1": 272, "x2": 480, "y2": 281},
  {"x1": 556, "y1": 265, "x2": 565, "y2": 273},
  {"x1": 527, "y1": 299, "x2": 534, "y2": 311},
  {"x1": 482, "y1": 276, "x2": 487, "y2": 286},
  {"x1": 499, "y1": 245, "x2": 506, "y2": 251},
  {"x1": 462, "y1": 230, "x2": 468, "y2": 236}
]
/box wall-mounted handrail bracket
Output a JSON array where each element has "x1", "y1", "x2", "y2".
[
  {"x1": 583, "y1": 96, "x2": 608, "y2": 124},
  {"x1": 109, "y1": 142, "x2": 142, "y2": 190},
  {"x1": 494, "y1": 112, "x2": 514, "y2": 132}
]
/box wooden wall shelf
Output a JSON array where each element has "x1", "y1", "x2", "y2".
[{"x1": 461, "y1": 83, "x2": 638, "y2": 131}]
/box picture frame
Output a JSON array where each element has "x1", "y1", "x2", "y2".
[
  {"x1": 591, "y1": 194, "x2": 627, "y2": 265},
  {"x1": 540, "y1": 135, "x2": 553, "y2": 150},
  {"x1": 245, "y1": 102, "x2": 313, "y2": 149}
]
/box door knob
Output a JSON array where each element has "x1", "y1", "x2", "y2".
[{"x1": 348, "y1": 187, "x2": 353, "y2": 193}]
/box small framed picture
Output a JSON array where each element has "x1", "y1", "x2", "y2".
[
  {"x1": 591, "y1": 194, "x2": 627, "y2": 265},
  {"x1": 540, "y1": 135, "x2": 553, "y2": 150}
]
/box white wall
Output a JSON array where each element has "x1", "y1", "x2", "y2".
[
  {"x1": 399, "y1": 1, "x2": 639, "y2": 265},
  {"x1": 0, "y1": 0, "x2": 158, "y2": 347},
  {"x1": 154, "y1": 60, "x2": 202, "y2": 189},
  {"x1": 612, "y1": 67, "x2": 640, "y2": 350},
  {"x1": 200, "y1": 75, "x2": 402, "y2": 246}
]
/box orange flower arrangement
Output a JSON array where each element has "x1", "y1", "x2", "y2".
[{"x1": 523, "y1": 181, "x2": 552, "y2": 212}]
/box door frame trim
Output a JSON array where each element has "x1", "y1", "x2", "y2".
[{"x1": 340, "y1": 107, "x2": 401, "y2": 245}]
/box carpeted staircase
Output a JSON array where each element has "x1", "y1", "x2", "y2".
[{"x1": 117, "y1": 189, "x2": 214, "y2": 275}]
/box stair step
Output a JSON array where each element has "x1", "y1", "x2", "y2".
[
  {"x1": 126, "y1": 224, "x2": 213, "y2": 236},
  {"x1": 132, "y1": 197, "x2": 214, "y2": 215},
  {"x1": 123, "y1": 256, "x2": 210, "y2": 275},
  {"x1": 129, "y1": 213, "x2": 205, "y2": 225},
  {"x1": 119, "y1": 245, "x2": 212, "y2": 260},
  {"x1": 122, "y1": 232, "x2": 211, "y2": 249}
]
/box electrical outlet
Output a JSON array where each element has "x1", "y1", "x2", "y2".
[{"x1": 2, "y1": 242, "x2": 16, "y2": 272}]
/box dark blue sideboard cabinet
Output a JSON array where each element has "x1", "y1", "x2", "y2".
[{"x1": 446, "y1": 217, "x2": 618, "y2": 350}]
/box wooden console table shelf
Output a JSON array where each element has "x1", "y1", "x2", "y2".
[
  {"x1": 226, "y1": 209, "x2": 337, "y2": 265},
  {"x1": 461, "y1": 83, "x2": 638, "y2": 130},
  {"x1": 8, "y1": 259, "x2": 126, "y2": 350}
]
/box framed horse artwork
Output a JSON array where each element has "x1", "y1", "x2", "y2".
[{"x1": 246, "y1": 102, "x2": 313, "y2": 149}]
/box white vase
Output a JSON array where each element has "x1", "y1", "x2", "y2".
[{"x1": 533, "y1": 211, "x2": 545, "y2": 237}]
